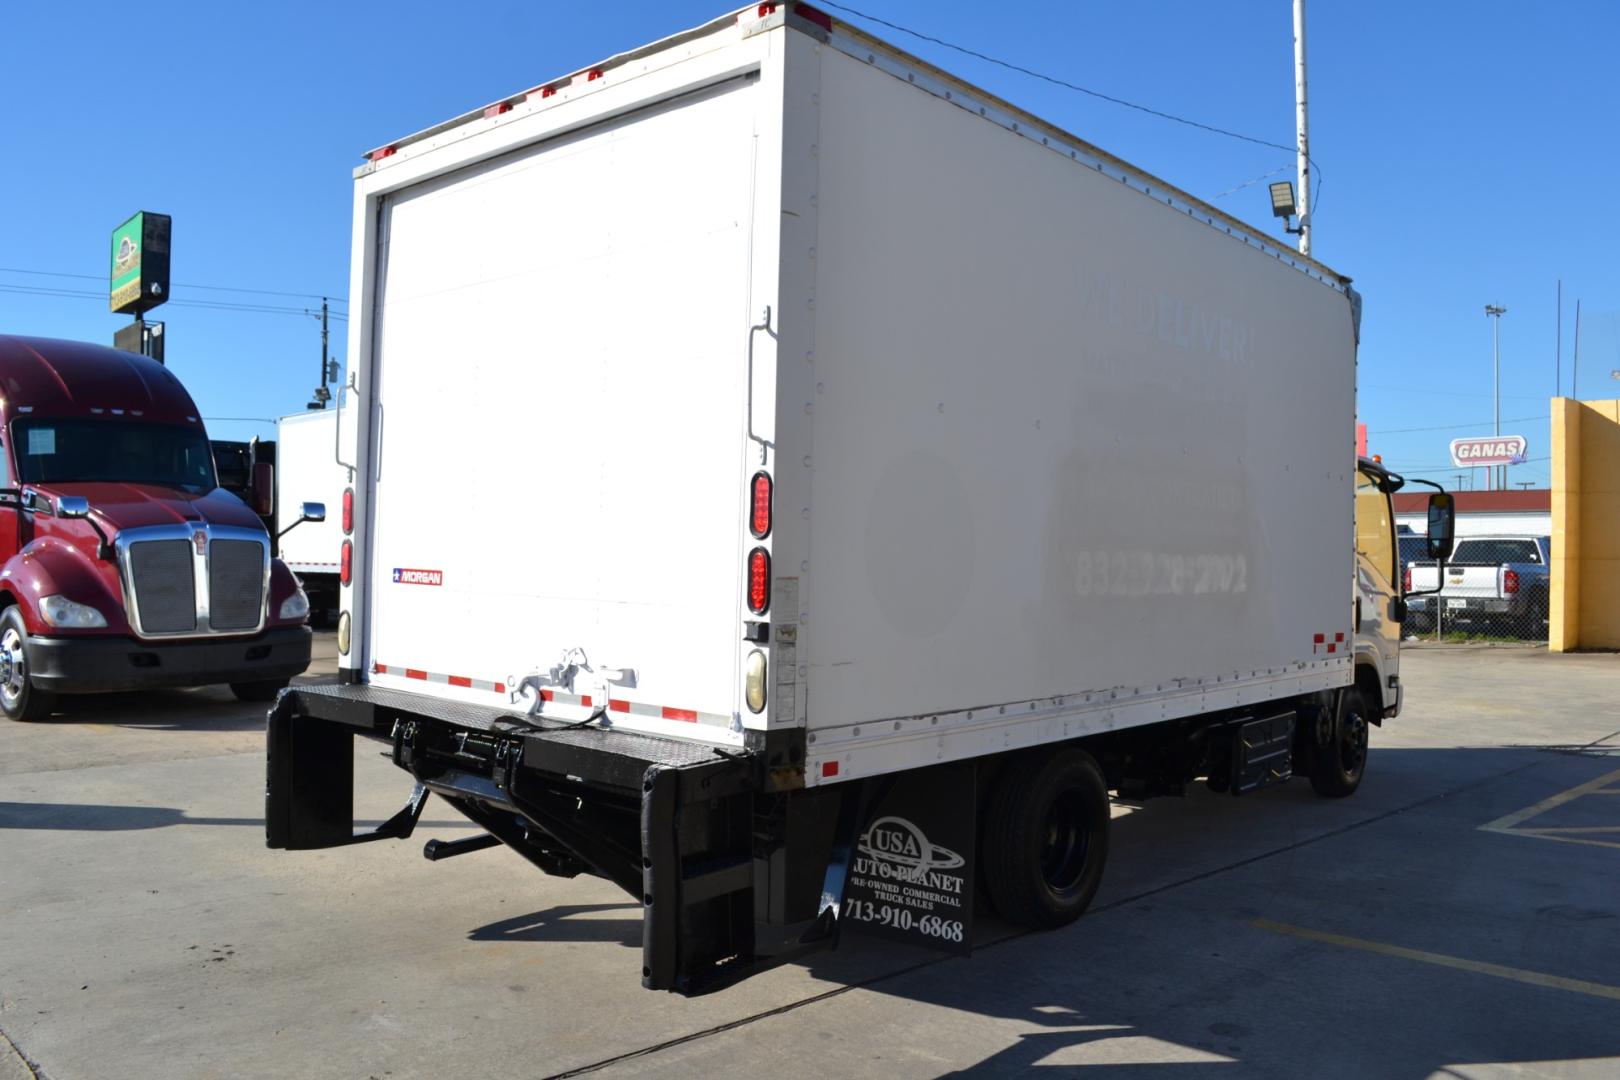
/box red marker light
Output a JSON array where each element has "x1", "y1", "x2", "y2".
[
  {"x1": 748, "y1": 548, "x2": 770, "y2": 614},
  {"x1": 342, "y1": 488, "x2": 354, "y2": 535},
  {"x1": 368, "y1": 146, "x2": 396, "y2": 162},
  {"x1": 540, "y1": 86, "x2": 558, "y2": 98},
  {"x1": 750, "y1": 472, "x2": 772, "y2": 538},
  {"x1": 483, "y1": 102, "x2": 512, "y2": 118},
  {"x1": 585, "y1": 68, "x2": 603, "y2": 82},
  {"x1": 340, "y1": 540, "x2": 352, "y2": 586}
]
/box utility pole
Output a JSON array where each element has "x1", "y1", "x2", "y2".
[
  {"x1": 1292, "y1": 0, "x2": 1311, "y2": 257},
  {"x1": 1485, "y1": 304, "x2": 1506, "y2": 490},
  {"x1": 307, "y1": 298, "x2": 333, "y2": 410},
  {"x1": 1573, "y1": 299, "x2": 1582, "y2": 400}
]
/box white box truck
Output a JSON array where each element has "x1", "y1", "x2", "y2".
[
  {"x1": 267, "y1": 2, "x2": 1455, "y2": 993},
  {"x1": 274, "y1": 409, "x2": 347, "y2": 620}
]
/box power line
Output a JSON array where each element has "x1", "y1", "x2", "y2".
[
  {"x1": 0, "y1": 282, "x2": 346, "y2": 320},
  {"x1": 816, "y1": 1, "x2": 1325, "y2": 210},
  {"x1": 0, "y1": 266, "x2": 345, "y2": 305},
  {"x1": 1375, "y1": 414, "x2": 1549, "y2": 435}
]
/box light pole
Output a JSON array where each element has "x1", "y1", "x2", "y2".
[{"x1": 1485, "y1": 304, "x2": 1507, "y2": 490}]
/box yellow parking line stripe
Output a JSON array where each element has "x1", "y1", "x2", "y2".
[
  {"x1": 1252, "y1": 919, "x2": 1620, "y2": 1002},
  {"x1": 1517, "y1": 826, "x2": 1620, "y2": 835},
  {"x1": 1479, "y1": 766, "x2": 1620, "y2": 833}
]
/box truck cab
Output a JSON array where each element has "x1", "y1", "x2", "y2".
[
  {"x1": 0, "y1": 335, "x2": 319, "y2": 720},
  {"x1": 1355, "y1": 456, "x2": 1455, "y2": 722}
]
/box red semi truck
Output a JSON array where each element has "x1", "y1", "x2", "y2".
[{"x1": 0, "y1": 334, "x2": 319, "y2": 720}]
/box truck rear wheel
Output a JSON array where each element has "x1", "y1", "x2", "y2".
[
  {"x1": 231, "y1": 679, "x2": 290, "y2": 703},
  {"x1": 981, "y1": 747, "x2": 1109, "y2": 930},
  {"x1": 1309, "y1": 687, "x2": 1370, "y2": 798},
  {"x1": 0, "y1": 607, "x2": 56, "y2": 722}
]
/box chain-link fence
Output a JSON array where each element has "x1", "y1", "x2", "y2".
[{"x1": 1403, "y1": 535, "x2": 1551, "y2": 644}]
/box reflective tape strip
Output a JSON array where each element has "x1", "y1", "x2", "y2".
[
  {"x1": 373, "y1": 662, "x2": 504, "y2": 695},
  {"x1": 539, "y1": 687, "x2": 722, "y2": 725},
  {"x1": 374, "y1": 664, "x2": 726, "y2": 724}
]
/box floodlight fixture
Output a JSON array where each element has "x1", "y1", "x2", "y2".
[{"x1": 1268, "y1": 181, "x2": 1297, "y2": 219}]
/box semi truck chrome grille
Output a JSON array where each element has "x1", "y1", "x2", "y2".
[
  {"x1": 118, "y1": 525, "x2": 269, "y2": 639},
  {"x1": 127, "y1": 539, "x2": 198, "y2": 633},
  {"x1": 209, "y1": 539, "x2": 266, "y2": 630}
]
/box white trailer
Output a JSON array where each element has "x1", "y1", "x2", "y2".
[
  {"x1": 268, "y1": 3, "x2": 1453, "y2": 993},
  {"x1": 274, "y1": 409, "x2": 346, "y2": 618}
]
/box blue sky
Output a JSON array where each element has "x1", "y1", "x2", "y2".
[{"x1": 4, "y1": 1, "x2": 1615, "y2": 489}]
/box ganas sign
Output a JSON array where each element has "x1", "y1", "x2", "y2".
[{"x1": 1449, "y1": 435, "x2": 1527, "y2": 468}]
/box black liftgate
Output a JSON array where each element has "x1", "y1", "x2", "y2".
[{"x1": 266, "y1": 684, "x2": 860, "y2": 994}]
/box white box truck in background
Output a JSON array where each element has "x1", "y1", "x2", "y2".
[
  {"x1": 267, "y1": 2, "x2": 1455, "y2": 993},
  {"x1": 274, "y1": 409, "x2": 346, "y2": 621}
]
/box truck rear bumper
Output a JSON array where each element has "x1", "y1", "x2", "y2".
[{"x1": 28, "y1": 626, "x2": 312, "y2": 693}]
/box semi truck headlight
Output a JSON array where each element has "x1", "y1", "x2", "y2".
[
  {"x1": 40, "y1": 595, "x2": 108, "y2": 628},
  {"x1": 279, "y1": 589, "x2": 311, "y2": 621},
  {"x1": 745, "y1": 649, "x2": 767, "y2": 713}
]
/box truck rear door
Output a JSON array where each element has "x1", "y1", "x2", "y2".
[{"x1": 361, "y1": 77, "x2": 764, "y2": 738}]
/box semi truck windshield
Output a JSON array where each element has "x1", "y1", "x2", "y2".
[{"x1": 12, "y1": 419, "x2": 219, "y2": 493}]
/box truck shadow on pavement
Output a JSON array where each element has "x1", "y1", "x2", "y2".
[
  {"x1": 43, "y1": 688, "x2": 273, "y2": 731},
  {"x1": 469, "y1": 903, "x2": 644, "y2": 948},
  {"x1": 0, "y1": 801, "x2": 468, "y2": 832},
  {"x1": 778, "y1": 744, "x2": 1620, "y2": 1078}
]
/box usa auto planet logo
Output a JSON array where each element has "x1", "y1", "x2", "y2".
[
  {"x1": 855, "y1": 816, "x2": 964, "y2": 885},
  {"x1": 392, "y1": 567, "x2": 443, "y2": 586}
]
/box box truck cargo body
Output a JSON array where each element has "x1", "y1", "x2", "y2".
[
  {"x1": 274, "y1": 409, "x2": 346, "y2": 617},
  {"x1": 268, "y1": 3, "x2": 1452, "y2": 993}
]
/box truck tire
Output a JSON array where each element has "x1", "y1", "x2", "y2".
[
  {"x1": 1309, "y1": 687, "x2": 1370, "y2": 798},
  {"x1": 231, "y1": 679, "x2": 290, "y2": 703},
  {"x1": 0, "y1": 606, "x2": 56, "y2": 722},
  {"x1": 981, "y1": 747, "x2": 1109, "y2": 930}
]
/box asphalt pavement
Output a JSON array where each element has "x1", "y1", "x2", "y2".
[{"x1": 2, "y1": 639, "x2": 1618, "y2": 1078}]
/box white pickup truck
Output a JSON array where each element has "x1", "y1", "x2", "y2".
[{"x1": 1407, "y1": 535, "x2": 1551, "y2": 632}]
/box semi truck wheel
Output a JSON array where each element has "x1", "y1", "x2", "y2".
[
  {"x1": 231, "y1": 679, "x2": 290, "y2": 703},
  {"x1": 1309, "y1": 687, "x2": 1369, "y2": 798},
  {"x1": 0, "y1": 606, "x2": 56, "y2": 722},
  {"x1": 981, "y1": 747, "x2": 1109, "y2": 930}
]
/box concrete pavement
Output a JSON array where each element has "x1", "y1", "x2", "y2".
[{"x1": 1, "y1": 640, "x2": 1617, "y2": 1078}]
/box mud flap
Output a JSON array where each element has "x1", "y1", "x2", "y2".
[
  {"x1": 840, "y1": 761, "x2": 976, "y2": 956},
  {"x1": 266, "y1": 691, "x2": 357, "y2": 849}
]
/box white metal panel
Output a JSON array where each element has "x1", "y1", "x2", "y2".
[
  {"x1": 799, "y1": 47, "x2": 1357, "y2": 761},
  {"x1": 1395, "y1": 512, "x2": 1551, "y2": 538},
  {"x1": 274, "y1": 410, "x2": 344, "y2": 576},
  {"x1": 363, "y1": 75, "x2": 766, "y2": 736}
]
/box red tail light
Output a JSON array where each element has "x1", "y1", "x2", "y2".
[
  {"x1": 747, "y1": 548, "x2": 770, "y2": 614},
  {"x1": 1403, "y1": 567, "x2": 1412, "y2": 593},
  {"x1": 340, "y1": 540, "x2": 352, "y2": 586},
  {"x1": 1503, "y1": 568, "x2": 1519, "y2": 595},
  {"x1": 342, "y1": 488, "x2": 354, "y2": 534},
  {"x1": 750, "y1": 472, "x2": 772, "y2": 538}
]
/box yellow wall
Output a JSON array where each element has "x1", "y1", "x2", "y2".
[{"x1": 1550, "y1": 398, "x2": 1620, "y2": 651}]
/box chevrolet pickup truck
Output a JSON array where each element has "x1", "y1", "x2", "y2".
[{"x1": 1407, "y1": 535, "x2": 1550, "y2": 633}]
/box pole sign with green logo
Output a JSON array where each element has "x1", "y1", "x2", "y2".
[{"x1": 109, "y1": 211, "x2": 171, "y2": 314}]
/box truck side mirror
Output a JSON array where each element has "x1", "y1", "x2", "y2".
[
  {"x1": 251, "y1": 462, "x2": 275, "y2": 517},
  {"x1": 1426, "y1": 493, "x2": 1455, "y2": 562},
  {"x1": 278, "y1": 502, "x2": 327, "y2": 540},
  {"x1": 56, "y1": 496, "x2": 90, "y2": 519}
]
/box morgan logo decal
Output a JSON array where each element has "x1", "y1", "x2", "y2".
[
  {"x1": 192, "y1": 530, "x2": 208, "y2": 556},
  {"x1": 392, "y1": 567, "x2": 443, "y2": 586}
]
